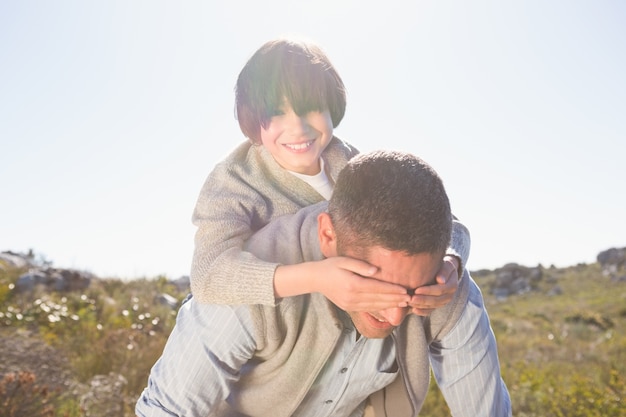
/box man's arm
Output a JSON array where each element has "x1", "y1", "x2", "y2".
[
  {"x1": 428, "y1": 273, "x2": 512, "y2": 417},
  {"x1": 135, "y1": 299, "x2": 256, "y2": 417}
]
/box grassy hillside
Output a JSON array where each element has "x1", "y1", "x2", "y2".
[
  {"x1": 1, "y1": 261, "x2": 624, "y2": 416},
  {"x1": 422, "y1": 263, "x2": 625, "y2": 416}
]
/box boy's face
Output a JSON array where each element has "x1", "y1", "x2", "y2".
[{"x1": 260, "y1": 101, "x2": 333, "y2": 175}]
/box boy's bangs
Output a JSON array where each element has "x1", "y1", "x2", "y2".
[{"x1": 281, "y1": 63, "x2": 330, "y2": 116}]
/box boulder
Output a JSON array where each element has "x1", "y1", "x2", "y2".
[
  {"x1": 0, "y1": 251, "x2": 33, "y2": 269},
  {"x1": 170, "y1": 275, "x2": 190, "y2": 293},
  {"x1": 15, "y1": 267, "x2": 92, "y2": 294},
  {"x1": 79, "y1": 372, "x2": 127, "y2": 417},
  {"x1": 491, "y1": 263, "x2": 542, "y2": 299},
  {"x1": 155, "y1": 293, "x2": 179, "y2": 309},
  {"x1": 597, "y1": 247, "x2": 626, "y2": 268},
  {"x1": 597, "y1": 247, "x2": 626, "y2": 278}
]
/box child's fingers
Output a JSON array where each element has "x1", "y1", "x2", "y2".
[
  {"x1": 412, "y1": 281, "x2": 450, "y2": 297},
  {"x1": 334, "y1": 256, "x2": 379, "y2": 277},
  {"x1": 408, "y1": 293, "x2": 454, "y2": 309},
  {"x1": 409, "y1": 283, "x2": 455, "y2": 309},
  {"x1": 337, "y1": 275, "x2": 412, "y2": 310},
  {"x1": 340, "y1": 293, "x2": 411, "y2": 311},
  {"x1": 435, "y1": 259, "x2": 457, "y2": 285},
  {"x1": 332, "y1": 256, "x2": 408, "y2": 294}
]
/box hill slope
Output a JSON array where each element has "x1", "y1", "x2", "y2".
[{"x1": 1, "y1": 254, "x2": 624, "y2": 416}]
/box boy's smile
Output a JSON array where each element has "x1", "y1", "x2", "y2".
[
  {"x1": 260, "y1": 102, "x2": 333, "y2": 175},
  {"x1": 283, "y1": 140, "x2": 315, "y2": 152}
]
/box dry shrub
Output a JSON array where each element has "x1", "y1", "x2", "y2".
[{"x1": 0, "y1": 371, "x2": 55, "y2": 417}]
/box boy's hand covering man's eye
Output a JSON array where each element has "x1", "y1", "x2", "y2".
[
  {"x1": 315, "y1": 257, "x2": 411, "y2": 312},
  {"x1": 408, "y1": 256, "x2": 460, "y2": 316}
]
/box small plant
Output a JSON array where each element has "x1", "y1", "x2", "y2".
[
  {"x1": 0, "y1": 371, "x2": 54, "y2": 417},
  {"x1": 565, "y1": 311, "x2": 615, "y2": 330}
]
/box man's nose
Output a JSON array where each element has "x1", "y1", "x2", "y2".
[{"x1": 379, "y1": 307, "x2": 410, "y2": 327}]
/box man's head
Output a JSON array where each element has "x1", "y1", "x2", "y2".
[
  {"x1": 235, "y1": 38, "x2": 346, "y2": 145},
  {"x1": 318, "y1": 150, "x2": 452, "y2": 338}
]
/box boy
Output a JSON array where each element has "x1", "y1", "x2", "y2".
[{"x1": 190, "y1": 38, "x2": 470, "y2": 313}]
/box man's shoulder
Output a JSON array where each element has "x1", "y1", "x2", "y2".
[
  {"x1": 246, "y1": 294, "x2": 330, "y2": 349},
  {"x1": 244, "y1": 202, "x2": 328, "y2": 264}
]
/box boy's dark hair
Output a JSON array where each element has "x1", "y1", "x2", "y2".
[
  {"x1": 235, "y1": 38, "x2": 347, "y2": 144},
  {"x1": 328, "y1": 150, "x2": 452, "y2": 256}
]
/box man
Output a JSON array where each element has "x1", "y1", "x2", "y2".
[{"x1": 136, "y1": 150, "x2": 511, "y2": 417}]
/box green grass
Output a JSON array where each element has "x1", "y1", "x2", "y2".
[
  {"x1": 420, "y1": 264, "x2": 626, "y2": 416},
  {"x1": 0, "y1": 265, "x2": 185, "y2": 416},
  {"x1": 1, "y1": 261, "x2": 625, "y2": 416}
]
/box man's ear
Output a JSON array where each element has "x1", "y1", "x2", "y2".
[{"x1": 317, "y1": 212, "x2": 338, "y2": 258}]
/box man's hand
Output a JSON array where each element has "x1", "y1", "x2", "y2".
[{"x1": 408, "y1": 256, "x2": 460, "y2": 316}]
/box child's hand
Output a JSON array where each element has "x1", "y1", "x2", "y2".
[
  {"x1": 409, "y1": 256, "x2": 460, "y2": 316},
  {"x1": 315, "y1": 257, "x2": 411, "y2": 312}
]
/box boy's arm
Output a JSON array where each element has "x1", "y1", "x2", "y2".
[
  {"x1": 135, "y1": 299, "x2": 256, "y2": 416},
  {"x1": 191, "y1": 221, "x2": 278, "y2": 306},
  {"x1": 190, "y1": 142, "x2": 295, "y2": 306},
  {"x1": 191, "y1": 185, "x2": 280, "y2": 305}
]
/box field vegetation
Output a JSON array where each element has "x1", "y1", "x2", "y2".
[
  {"x1": 423, "y1": 263, "x2": 625, "y2": 416},
  {"x1": 0, "y1": 258, "x2": 624, "y2": 416}
]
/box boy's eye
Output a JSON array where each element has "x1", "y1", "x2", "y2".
[{"x1": 268, "y1": 108, "x2": 285, "y2": 117}]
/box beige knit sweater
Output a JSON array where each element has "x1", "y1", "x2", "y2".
[{"x1": 190, "y1": 138, "x2": 470, "y2": 305}]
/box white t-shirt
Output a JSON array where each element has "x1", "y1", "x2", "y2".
[{"x1": 288, "y1": 158, "x2": 333, "y2": 200}]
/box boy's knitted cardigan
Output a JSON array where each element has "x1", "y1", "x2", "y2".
[{"x1": 190, "y1": 137, "x2": 470, "y2": 305}]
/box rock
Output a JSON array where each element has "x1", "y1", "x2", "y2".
[
  {"x1": 156, "y1": 293, "x2": 179, "y2": 309},
  {"x1": 491, "y1": 263, "x2": 542, "y2": 299},
  {"x1": 56, "y1": 269, "x2": 93, "y2": 291},
  {"x1": 0, "y1": 328, "x2": 74, "y2": 391},
  {"x1": 492, "y1": 287, "x2": 510, "y2": 300},
  {"x1": 14, "y1": 267, "x2": 92, "y2": 294},
  {"x1": 14, "y1": 270, "x2": 47, "y2": 292},
  {"x1": 597, "y1": 247, "x2": 626, "y2": 279},
  {"x1": 547, "y1": 285, "x2": 563, "y2": 296},
  {"x1": 170, "y1": 275, "x2": 190, "y2": 293},
  {"x1": 611, "y1": 274, "x2": 626, "y2": 283},
  {"x1": 0, "y1": 251, "x2": 32, "y2": 269},
  {"x1": 79, "y1": 372, "x2": 128, "y2": 417},
  {"x1": 597, "y1": 247, "x2": 626, "y2": 268}
]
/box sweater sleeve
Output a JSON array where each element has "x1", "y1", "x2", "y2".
[
  {"x1": 190, "y1": 160, "x2": 280, "y2": 306},
  {"x1": 446, "y1": 216, "x2": 471, "y2": 275}
]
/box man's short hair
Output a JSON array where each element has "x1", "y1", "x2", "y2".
[
  {"x1": 328, "y1": 150, "x2": 452, "y2": 256},
  {"x1": 235, "y1": 38, "x2": 346, "y2": 144}
]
